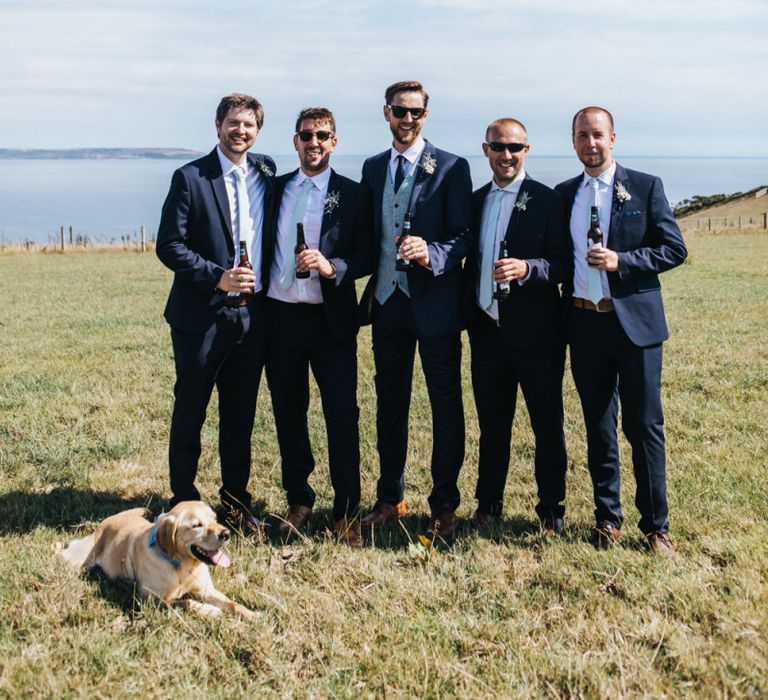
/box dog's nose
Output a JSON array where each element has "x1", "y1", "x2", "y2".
[{"x1": 219, "y1": 529, "x2": 231, "y2": 542}]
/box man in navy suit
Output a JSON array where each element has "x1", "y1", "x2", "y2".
[
  {"x1": 264, "y1": 107, "x2": 373, "y2": 547},
  {"x1": 156, "y1": 93, "x2": 275, "y2": 532},
  {"x1": 359, "y1": 80, "x2": 472, "y2": 541},
  {"x1": 555, "y1": 106, "x2": 687, "y2": 557},
  {"x1": 465, "y1": 118, "x2": 569, "y2": 534}
]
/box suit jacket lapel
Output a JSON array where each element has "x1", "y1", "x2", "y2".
[
  {"x1": 320, "y1": 170, "x2": 339, "y2": 246},
  {"x1": 610, "y1": 162, "x2": 629, "y2": 241},
  {"x1": 208, "y1": 149, "x2": 234, "y2": 251},
  {"x1": 407, "y1": 139, "x2": 435, "y2": 213},
  {"x1": 504, "y1": 175, "x2": 531, "y2": 245}
]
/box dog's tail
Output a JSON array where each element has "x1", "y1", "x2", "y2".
[{"x1": 59, "y1": 534, "x2": 96, "y2": 568}]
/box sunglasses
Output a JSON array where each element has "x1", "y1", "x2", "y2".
[
  {"x1": 387, "y1": 104, "x2": 426, "y2": 120},
  {"x1": 486, "y1": 141, "x2": 527, "y2": 154},
  {"x1": 297, "y1": 130, "x2": 334, "y2": 142}
]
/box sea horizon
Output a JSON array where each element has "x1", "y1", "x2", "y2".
[{"x1": 1, "y1": 154, "x2": 766, "y2": 243}]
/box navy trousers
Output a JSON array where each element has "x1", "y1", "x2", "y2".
[
  {"x1": 567, "y1": 306, "x2": 669, "y2": 534},
  {"x1": 469, "y1": 313, "x2": 567, "y2": 520},
  {"x1": 371, "y1": 289, "x2": 465, "y2": 513},
  {"x1": 265, "y1": 299, "x2": 360, "y2": 521},
  {"x1": 168, "y1": 296, "x2": 265, "y2": 511}
]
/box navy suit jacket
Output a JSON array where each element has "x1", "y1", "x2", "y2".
[
  {"x1": 156, "y1": 148, "x2": 276, "y2": 333},
  {"x1": 264, "y1": 168, "x2": 374, "y2": 342},
  {"x1": 555, "y1": 163, "x2": 687, "y2": 347},
  {"x1": 358, "y1": 139, "x2": 473, "y2": 337},
  {"x1": 464, "y1": 176, "x2": 569, "y2": 348}
]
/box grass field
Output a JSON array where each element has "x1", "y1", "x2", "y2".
[{"x1": 1, "y1": 230, "x2": 766, "y2": 698}]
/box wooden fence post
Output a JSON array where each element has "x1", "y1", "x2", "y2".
[
  {"x1": 141, "y1": 225, "x2": 146, "y2": 252},
  {"x1": 69, "y1": 225, "x2": 74, "y2": 246},
  {"x1": 60, "y1": 225, "x2": 65, "y2": 252},
  {"x1": 763, "y1": 212, "x2": 767, "y2": 229},
  {"x1": 708, "y1": 218, "x2": 711, "y2": 230}
]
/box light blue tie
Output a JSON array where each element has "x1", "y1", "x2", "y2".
[
  {"x1": 280, "y1": 178, "x2": 314, "y2": 290},
  {"x1": 479, "y1": 188, "x2": 508, "y2": 309},
  {"x1": 233, "y1": 167, "x2": 249, "y2": 265},
  {"x1": 586, "y1": 177, "x2": 603, "y2": 305}
]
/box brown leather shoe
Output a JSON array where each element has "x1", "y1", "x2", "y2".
[
  {"x1": 332, "y1": 517, "x2": 362, "y2": 548},
  {"x1": 541, "y1": 516, "x2": 564, "y2": 538},
  {"x1": 594, "y1": 522, "x2": 621, "y2": 549},
  {"x1": 278, "y1": 505, "x2": 312, "y2": 536},
  {"x1": 425, "y1": 511, "x2": 458, "y2": 541},
  {"x1": 473, "y1": 510, "x2": 498, "y2": 529},
  {"x1": 646, "y1": 531, "x2": 679, "y2": 560},
  {"x1": 360, "y1": 500, "x2": 406, "y2": 528}
]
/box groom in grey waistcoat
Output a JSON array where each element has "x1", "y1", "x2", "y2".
[{"x1": 358, "y1": 80, "x2": 473, "y2": 541}]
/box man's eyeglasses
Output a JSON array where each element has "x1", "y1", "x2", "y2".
[
  {"x1": 297, "y1": 130, "x2": 334, "y2": 142},
  {"x1": 486, "y1": 141, "x2": 527, "y2": 154},
  {"x1": 387, "y1": 105, "x2": 426, "y2": 120}
]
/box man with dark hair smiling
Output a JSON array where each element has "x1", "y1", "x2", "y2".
[
  {"x1": 358, "y1": 80, "x2": 472, "y2": 542},
  {"x1": 156, "y1": 93, "x2": 275, "y2": 532},
  {"x1": 464, "y1": 118, "x2": 569, "y2": 534},
  {"x1": 264, "y1": 107, "x2": 373, "y2": 546},
  {"x1": 555, "y1": 106, "x2": 687, "y2": 557}
]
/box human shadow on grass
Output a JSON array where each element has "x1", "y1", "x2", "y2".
[{"x1": 0, "y1": 487, "x2": 165, "y2": 535}]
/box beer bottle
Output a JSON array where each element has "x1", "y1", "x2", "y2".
[
  {"x1": 493, "y1": 239, "x2": 510, "y2": 300},
  {"x1": 295, "y1": 223, "x2": 310, "y2": 279},
  {"x1": 238, "y1": 240, "x2": 253, "y2": 295},
  {"x1": 395, "y1": 212, "x2": 415, "y2": 271},
  {"x1": 588, "y1": 205, "x2": 602, "y2": 249}
]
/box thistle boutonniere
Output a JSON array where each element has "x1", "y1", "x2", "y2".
[
  {"x1": 615, "y1": 181, "x2": 632, "y2": 203},
  {"x1": 257, "y1": 159, "x2": 274, "y2": 178},
  {"x1": 324, "y1": 190, "x2": 341, "y2": 214},
  {"x1": 420, "y1": 153, "x2": 437, "y2": 175},
  {"x1": 514, "y1": 191, "x2": 532, "y2": 212}
]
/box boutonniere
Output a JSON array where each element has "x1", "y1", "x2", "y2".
[
  {"x1": 615, "y1": 181, "x2": 632, "y2": 203},
  {"x1": 256, "y1": 159, "x2": 274, "y2": 178},
  {"x1": 514, "y1": 191, "x2": 531, "y2": 212},
  {"x1": 420, "y1": 153, "x2": 437, "y2": 175},
  {"x1": 324, "y1": 190, "x2": 341, "y2": 214}
]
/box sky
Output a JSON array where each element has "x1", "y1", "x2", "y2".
[{"x1": 1, "y1": 0, "x2": 767, "y2": 157}]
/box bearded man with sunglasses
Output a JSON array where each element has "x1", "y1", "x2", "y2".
[
  {"x1": 264, "y1": 107, "x2": 374, "y2": 546},
  {"x1": 358, "y1": 80, "x2": 473, "y2": 542},
  {"x1": 464, "y1": 118, "x2": 570, "y2": 534}
]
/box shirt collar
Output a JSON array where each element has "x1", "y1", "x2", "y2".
[
  {"x1": 491, "y1": 169, "x2": 526, "y2": 195},
  {"x1": 294, "y1": 166, "x2": 332, "y2": 193},
  {"x1": 582, "y1": 161, "x2": 616, "y2": 188},
  {"x1": 390, "y1": 135, "x2": 426, "y2": 166},
  {"x1": 217, "y1": 145, "x2": 248, "y2": 178}
]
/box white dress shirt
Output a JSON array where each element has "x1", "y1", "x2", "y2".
[
  {"x1": 388, "y1": 135, "x2": 426, "y2": 185},
  {"x1": 570, "y1": 162, "x2": 616, "y2": 300},
  {"x1": 268, "y1": 167, "x2": 332, "y2": 304},
  {"x1": 217, "y1": 146, "x2": 265, "y2": 292},
  {"x1": 478, "y1": 170, "x2": 527, "y2": 321}
]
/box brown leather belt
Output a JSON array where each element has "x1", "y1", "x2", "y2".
[{"x1": 572, "y1": 297, "x2": 615, "y2": 313}]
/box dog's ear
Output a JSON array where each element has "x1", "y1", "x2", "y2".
[{"x1": 155, "y1": 513, "x2": 178, "y2": 561}]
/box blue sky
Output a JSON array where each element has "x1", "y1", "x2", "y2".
[{"x1": 2, "y1": 0, "x2": 766, "y2": 156}]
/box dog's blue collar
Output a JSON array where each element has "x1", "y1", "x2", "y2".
[{"x1": 149, "y1": 513, "x2": 181, "y2": 569}]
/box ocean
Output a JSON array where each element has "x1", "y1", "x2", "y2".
[{"x1": 1, "y1": 155, "x2": 766, "y2": 243}]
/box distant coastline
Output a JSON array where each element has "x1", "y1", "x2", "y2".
[{"x1": 0, "y1": 148, "x2": 203, "y2": 160}]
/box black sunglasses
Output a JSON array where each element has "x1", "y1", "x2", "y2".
[
  {"x1": 297, "y1": 130, "x2": 334, "y2": 142},
  {"x1": 387, "y1": 104, "x2": 426, "y2": 119},
  {"x1": 486, "y1": 141, "x2": 527, "y2": 154}
]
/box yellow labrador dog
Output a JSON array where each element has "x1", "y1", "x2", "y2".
[{"x1": 60, "y1": 501, "x2": 256, "y2": 620}]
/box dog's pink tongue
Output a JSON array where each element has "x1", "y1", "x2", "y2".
[{"x1": 210, "y1": 550, "x2": 230, "y2": 568}]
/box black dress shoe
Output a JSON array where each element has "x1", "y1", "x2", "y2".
[
  {"x1": 218, "y1": 506, "x2": 267, "y2": 535},
  {"x1": 541, "y1": 516, "x2": 564, "y2": 537}
]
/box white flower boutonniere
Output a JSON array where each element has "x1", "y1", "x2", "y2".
[
  {"x1": 514, "y1": 191, "x2": 532, "y2": 212},
  {"x1": 324, "y1": 190, "x2": 341, "y2": 214},
  {"x1": 615, "y1": 181, "x2": 632, "y2": 203},
  {"x1": 420, "y1": 153, "x2": 437, "y2": 175},
  {"x1": 257, "y1": 159, "x2": 274, "y2": 178}
]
